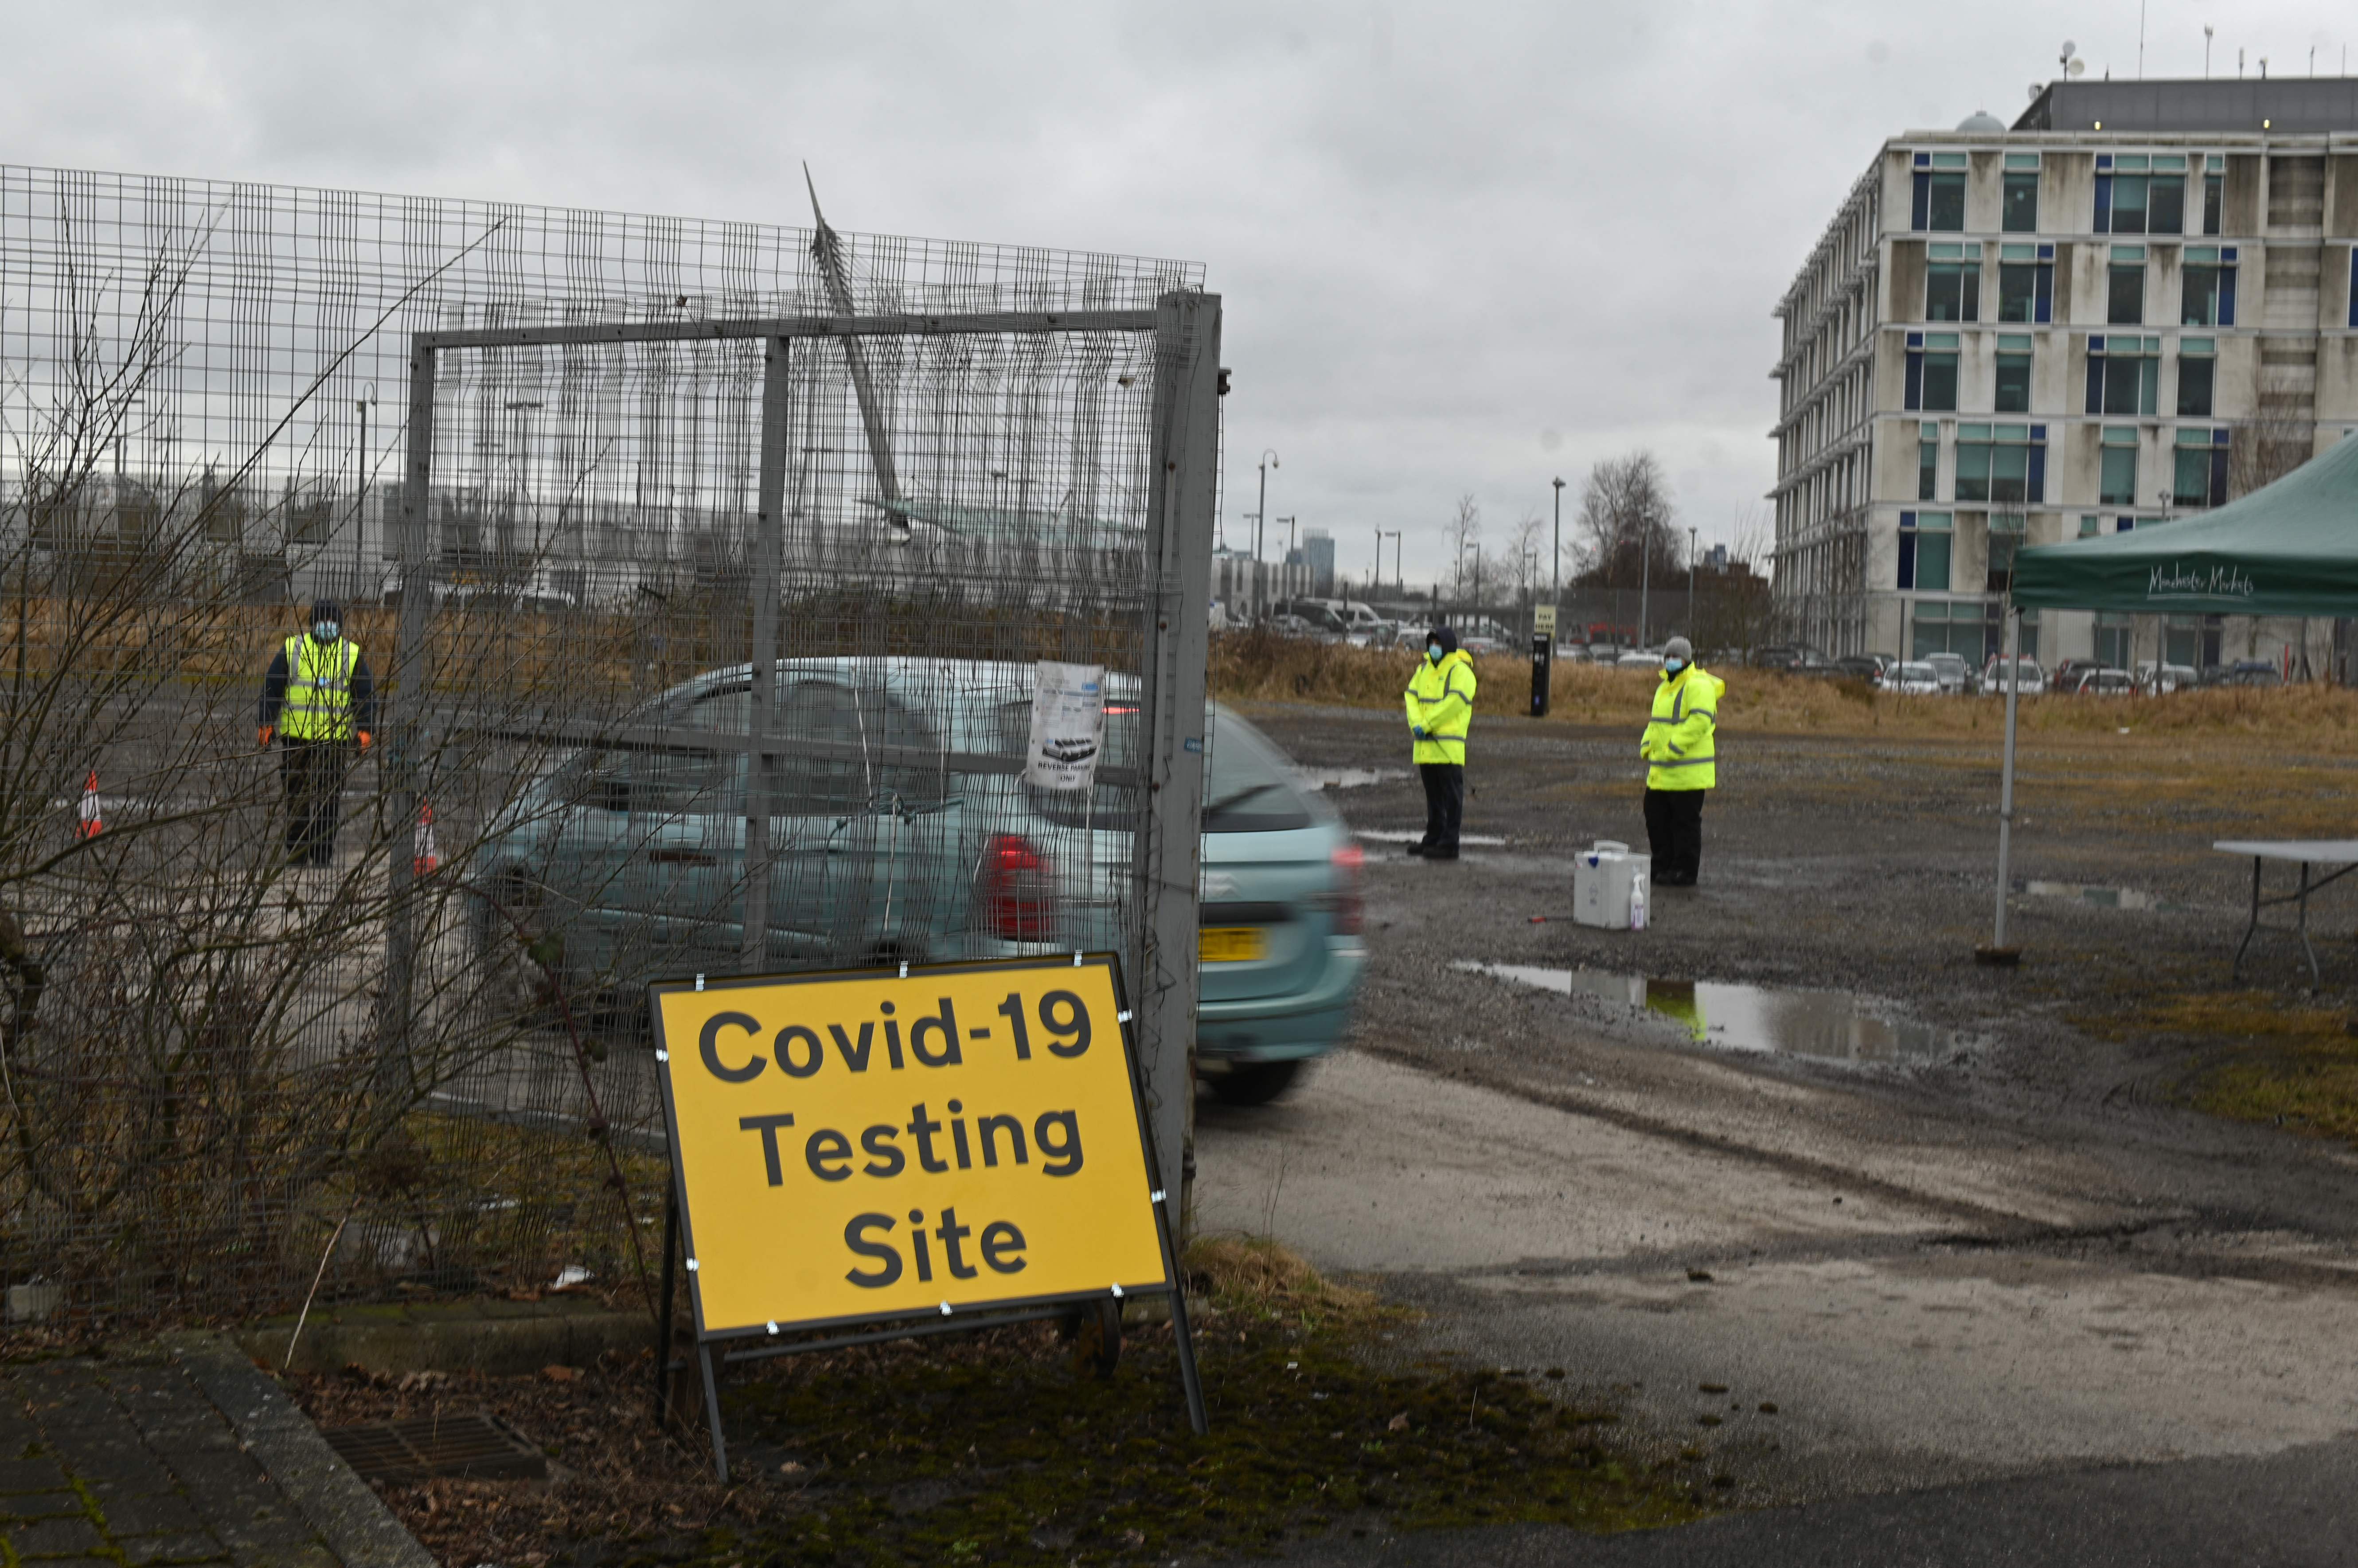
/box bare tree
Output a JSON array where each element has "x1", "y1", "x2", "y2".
[
  {"x1": 1573, "y1": 452, "x2": 1683, "y2": 589},
  {"x1": 1443, "y1": 493, "x2": 1481, "y2": 599},
  {"x1": 2229, "y1": 415, "x2": 2315, "y2": 499}
]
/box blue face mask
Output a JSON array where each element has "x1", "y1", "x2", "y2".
[
  {"x1": 313, "y1": 620, "x2": 339, "y2": 643},
  {"x1": 1426, "y1": 645, "x2": 1442, "y2": 664},
  {"x1": 1663, "y1": 658, "x2": 1685, "y2": 675}
]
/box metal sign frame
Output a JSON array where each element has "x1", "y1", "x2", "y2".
[
  {"x1": 646, "y1": 953, "x2": 1206, "y2": 1482},
  {"x1": 381, "y1": 293, "x2": 1220, "y2": 1236}
]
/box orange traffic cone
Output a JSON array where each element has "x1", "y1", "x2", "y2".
[
  {"x1": 74, "y1": 771, "x2": 101, "y2": 839},
  {"x1": 413, "y1": 799, "x2": 441, "y2": 877}
]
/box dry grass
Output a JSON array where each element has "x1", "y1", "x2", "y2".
[
  {"x1": 1210, "y1": 629, "x2": 2358, "y2": 746},
  {"x1": 2091, "y1": 991, "x2": 2358, "y2": 1148}
]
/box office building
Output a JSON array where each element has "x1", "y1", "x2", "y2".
[{"x1": 1772, "y1": 78, "x2": 2358, "y2": 669}]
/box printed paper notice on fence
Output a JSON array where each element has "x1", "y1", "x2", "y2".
[{"x1": 1025, "y1": 662, "x2": 1106, "y2": 792}]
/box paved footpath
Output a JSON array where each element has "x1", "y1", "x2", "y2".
[{"x1": 1, "y1": 1336, "x2": 429, "y2": 1568}]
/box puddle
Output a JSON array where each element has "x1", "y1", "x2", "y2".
[
  {"x1": 1293, "y1": 766, "x2": 1409, "y2": 791},
  {"x1": 2025, "y1": 880, "x2": 2191, "y2": 913},
  {"x1": 1455, "y1": 961, "x2": 1975, "y2": 1065},
  {"x1": 1357, "y1": 829, "x2": 1510, "y2": 846}
]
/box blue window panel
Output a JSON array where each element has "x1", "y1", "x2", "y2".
[
  {"x1": 1906, "y1": 330, "x2": 1925, "y2": 347},
  {"x1": 2222, "y1": 246, "x2": 2237, "y2": 261},
  {"x1": 2028, "y1": 445, "x2": 2047, "y2": 501},
  {"x1": 2351, "y1": 250, "x2": 2358, "y2": 328},
  {"x1": 2038, "y1": 243, "x2": 2055, "y2": 260},
  {"x1": 2085, "y1": 358, "x2": 2104, "y2": 414},
  {"x1": 1905, "y1": 351, "x2": 1924, "y2": 410},
  {"x1": 1897, "y1": 534, "x2": 1917, "y2": 590},
  {"x1": 2117, "y1": 519, "x2": 2135, "y2": 532},
  {"x1": 2094, "y1": 175, "x2": 2112, "y2": 233},
  {"x1": 1912, "y1": 172, "x2": 1931, "y2": 230},
  {"x1": 2096, "y1": 154, "x2": 2114, "y2": 171},
  {"x1": 2031, "y1": 425, "x2": 2047, "y2": 440},
  {"x1": 2218, "y1": 268, "x2": 2236, "y2": 326},
  {"x1": 2035, "y1": 263, "x2": 2054, "y2": 322},
  {"x1": 1914, "y1": 152, "x2": 1932, "y2": 168},
  {"x1": 2089, "y1": 334, "x2": 2106, "y2": 351}
]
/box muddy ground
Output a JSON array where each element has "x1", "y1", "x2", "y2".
[{"x1": 1198, "y1": 700, "x2": 2358, "y2": 1524}]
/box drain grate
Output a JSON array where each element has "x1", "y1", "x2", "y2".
[{"x1": 322, "y1": 1411, "x2": 548, "y2": 1484}]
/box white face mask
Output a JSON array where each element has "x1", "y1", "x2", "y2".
[{"x1": 312, "y1": 620, "x2": 340, "y2": 642}]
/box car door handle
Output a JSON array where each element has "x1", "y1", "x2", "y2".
[{"x1": 648, "y1": 849, "x2": 716, "y2": 866}]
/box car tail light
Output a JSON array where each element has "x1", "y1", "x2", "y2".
[
  {"x1": 979, "y1": 833, "x2": 1054, "y2": 942},
  {"x1": 1323, "y1": 844, "x2": 1363, "y2": 936}
]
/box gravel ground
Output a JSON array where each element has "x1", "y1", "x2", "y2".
[{"x1": 1205, "y1": 699, "x2": 2358, "y2": 1514}]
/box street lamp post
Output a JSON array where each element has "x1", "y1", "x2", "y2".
[
  {"x1": 1638, "y1": 525, "x2": 1651, "y2": 650},
  {"x1": 1255, "y1": 449, "x2": 1278, "y2": 620},
  {"x1": 1551, "y1": 476, "x2": 1565, "y2": 632},
  {"x1": 1687, "y1": 525, "x2": 1697, "y2": 642}
]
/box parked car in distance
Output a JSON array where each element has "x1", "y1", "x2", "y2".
[
  {"x1": 1883, "y1": 660, "x2": 1943, "y2": 695},
  {"x1": 2210, "y1": 659, "x2": 2283, "y2": 687},
  {"x1": 474, "y1": 659, "x2": 1367, "y2": 1105},
  {"x1": 2071, "y1": 667, "x2": 2136, "y2": 696},
  {"x1": 1749, "y1": 644, "x2": 1803, "y2": 671},
  {"x1": 1616, "y1": 649, "x2": 1664, "y2": 669},
  {"x1": 1833, "y1": 655, "x2": 1884, "y2": 683},
  {"x1": 1270, "y1": 601, "x2": 1351, "y2": 639},
  {"x1": 1982, "y1": 655, "x2": 2046, "y2": 696},
  {"x1": 1268, "y1": 613, "x2": 1334, "y2": 641},
  {"x1": 1924, "y1": 652, "x2": 1975, "y2": 694},
  {"x1": 2049, "y1": 657, "x2": 2103, "y2": 694},
  {"x1": 2135, "y1": 661, "x2": 2199, "y2": 694}
]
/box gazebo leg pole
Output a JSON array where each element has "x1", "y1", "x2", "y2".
[{"x1": 1982, "y1": 603, "x2": 2023, "y2": 964}]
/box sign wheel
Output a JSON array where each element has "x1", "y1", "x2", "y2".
[{"x1": 1062, "y1": 1297, "x2": 1123, "y2": 1378}]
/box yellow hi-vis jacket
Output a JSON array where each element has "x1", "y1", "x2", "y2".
[
  {"x1": 280, "y1": 634, "x2": 361, "y2": 741},
  {"x1": 1403, "y1": 648, "x2": 1477, "y2": 765},
  {"x1": 1640, "y1": 663, "x2": 1721, "y2": 790}
]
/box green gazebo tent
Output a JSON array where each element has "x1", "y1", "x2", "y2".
[
  {"x1": 1981, "y1": 433, "x2": 2358, "y2": 958},
  {"x1": 2012, "y1": 431, "x2": 2358, "y2": 615}
]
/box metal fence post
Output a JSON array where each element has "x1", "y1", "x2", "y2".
[
  {"x1": 1133, "y1": 291, "x2": 1221, "y2": 1221},
  {"x1": 376, "y1": 337, "x2": 437, "y2": 1104},
  {"x1": 741, "y1": 337, "x2": 791, "y2": 971}
]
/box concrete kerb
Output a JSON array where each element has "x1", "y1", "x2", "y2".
[
  {"x1": 238, "y1": 1295, "x2": 653, "y2": 1377},
  {"x1": 161, "y1": 1332, "x2": 435, "y2": 1568}
]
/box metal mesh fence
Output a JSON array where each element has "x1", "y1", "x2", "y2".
[{"x1": 0, "y1": 165, "x2": 1215, "y2": 1322}]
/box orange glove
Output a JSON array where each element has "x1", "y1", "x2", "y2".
[
  {"x1": 356, "y1": 730, "x2": 372, "y2": 753},
  {"x1": 258, "y1": 725, "x2": 274, "y2": 749}
]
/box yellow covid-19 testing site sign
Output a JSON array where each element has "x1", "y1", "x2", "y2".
[{"x1": 650, "y1": 954, "x2": 1204, "y2": 1478}]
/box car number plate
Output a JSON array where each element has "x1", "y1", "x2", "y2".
[{"x1": 1199, "y1": 927, "x2": 1266, "y2": 963}]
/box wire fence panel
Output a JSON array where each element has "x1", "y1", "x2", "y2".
[{"x1": 0, "y1": 164, "x2": 1214, "y2": 1323}]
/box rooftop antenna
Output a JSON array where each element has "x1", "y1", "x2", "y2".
[
  {"x1": 2204, "y1": 25, "x2": 2214, "y2": 78},
  {"x1": 2239, "y1": 47, "x2": 2245, "y2": 77},
  {"x1": 802, "y1": 163, "x2": 905, "y2": 522},
  {"x1": 2138, "y1": 0, "x2": 2147, "y2": 77}
]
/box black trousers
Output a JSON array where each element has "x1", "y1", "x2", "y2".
[
  {"x1": 1418, "y1": 762, "x2": 1464, "y2": 854},
  {"x1": 1643, "y1": 787, "x2": 1705, "y2": 885},
  {"x1": 280, "y1": 738, "x2": 354, "y2": 866}
]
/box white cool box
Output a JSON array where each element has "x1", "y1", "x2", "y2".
[{"x1": 1573, "y1": 840, "x2": 1649, "y2": 930}]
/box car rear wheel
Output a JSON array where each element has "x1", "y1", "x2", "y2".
[{"x1": 1210, "y1": 1059, "x2": 1303, "y2": 1105}]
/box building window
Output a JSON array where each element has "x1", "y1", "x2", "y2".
[
  {"x1": 1904, "y1": 332, "x2": 1960, "y2": 412},
  {"x1": 1996, "y1": 243, "x2": 2056, "y2": 323},
  {"x1": 2171, "y1": 427, "x2": 2231, "y2": 507},
  {"x1": 2350, "y1": 248, "x2": 2358, "y2": 327},
  {"x1": 2086, "y1": 335, "x2": 2160, "y2": 416},
  {"x1": 1995, "y1": 335, "x2": 2034, "y2": 412},
  {"x1": 2177, "y1": 338, "x2": 2216, "y2": 417},
  {"x1": 1897, "y1": 510, "x2": 1952, "y2": 593},
  {"x1": 1918, "y1": 424, "x2": 1939, "y2": 501},
  {"x1": 1910, "y1": 599, "x2": 1984, "y2": 659},
  {"x1": 2108, "y1": 246, "x2": 2147, "y2": 324},
  {"x1": 2093, "y1": 612, "x2": 2132, "y2": 669},
  {"x1": 2079, "y1": 515, "x2": 2101, "y2": 537},
  {"x1": 1926, "y1": 243, "x2": 1981, "y2": 322},
  {"x1": 1912, "y1": 152, "x2": 1967, "y2": 232},
  {"x1": 2095, "y1": 155, "x2": 2184, "y2": 235},
  {"x1": 2002, "y1": 155, "x2": 2041, "y2": 232},
  {"x1": 1955, "y1": 423, "x2": 2042, "y2": 506},
  {"x1": 2100, "y1": 427, "x2": 2139, "y2": 507},
  {"x1": 2202, "y1": 164, "x2": 2224, "y2": 235},
  {"x1": 2182, "y1": 247, "x2": 2237, "y2": 326}
]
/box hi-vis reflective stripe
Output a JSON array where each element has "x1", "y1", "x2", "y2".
[{"x1": 1651, "y1": 755, "x2": 1715, "y2": 768}]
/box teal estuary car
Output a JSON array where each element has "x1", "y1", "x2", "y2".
[{"x1": 472, "y1": 658, "x2": 1364, "y2": 1103}]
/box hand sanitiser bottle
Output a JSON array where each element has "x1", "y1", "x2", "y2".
[{"x1": 1629, "y1": 871, "x2": 1648, "y2": 932}]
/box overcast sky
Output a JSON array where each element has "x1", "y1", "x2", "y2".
[{"x1": 5, "y1": 0, "x2": 2352, "y2": 587}]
